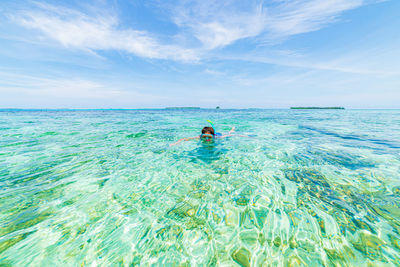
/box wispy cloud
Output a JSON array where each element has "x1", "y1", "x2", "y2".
[
  {"x1": 265, "y1": 0, "x2": 364, "y2": 37},
  {"x1": 172, "y1": 0, "x2": 267, "y2": 49},
  {"x1": 171, "y1": 0, "x2": 368, "y2": 49},
  {"x1": 204, "y1": 68, "x2": 225, "y2": 76},
  {"x1": 0, "y1": 71, "x2": 167, "y2": 107},
  {"x1": 172, "y1": 1, "x2": 267, "y2": 49},
  {"x1": 11, "y1": 0, "x2": 377, "y2": 62},
  {"x1": 219, "y1": 53, "x2": 400, "y2": 76},
  {"x1": 12, "y1": 3, "x2": 199, "y2": 62}
]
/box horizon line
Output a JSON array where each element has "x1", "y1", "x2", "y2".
[{"x1": 1, "y1": 108, "x2": 399, "y2": 111}]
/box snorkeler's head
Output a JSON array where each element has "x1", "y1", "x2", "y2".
[
  {"x1": 201, "y1": 126, "x2": 215, "y2": 141},
  {"x1": 201, "y1": 127, "x2": 215, "y2": 135}
]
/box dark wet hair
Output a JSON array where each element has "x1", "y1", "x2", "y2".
[{"x1": 201, "y1": 127, "x2": 215, "y2": 135}]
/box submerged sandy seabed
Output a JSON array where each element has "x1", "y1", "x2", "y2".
[{"x1": 0, "y1": 109, "x2": 399, "y2": 266}]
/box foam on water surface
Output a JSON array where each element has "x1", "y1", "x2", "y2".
[{"x1": 0, "y1": 109, "x2": 399, "y2": 266}]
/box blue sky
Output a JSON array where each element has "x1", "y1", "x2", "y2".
[{"x1": 0, "y1": 0, "x2": 399, "y2": 108}]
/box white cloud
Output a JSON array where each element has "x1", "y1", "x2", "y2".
[
  {"x1": 204, "y1": 69, "x2": 225, "y2": 76},
  {"x1": 171, "y1": 0, "x2": 368, "y2": 48},
  {"x1": 266, "y1": 0, "x2": 363, "y2": 36},
  {"x1": 13, "y1": 0, "x2": 375, "y2": 60},
  {"x1": 172, "y1": 0, "x2": 267, "y2": 49},
  {"x1": 13, "y1": 3, "x2": 199, "y2": 62}
]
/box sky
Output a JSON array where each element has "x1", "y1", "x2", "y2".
[{"x1": 0, "y1": 0, "x2": 399, "y2": 109}]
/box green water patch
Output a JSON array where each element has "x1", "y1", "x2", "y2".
[
  {"x1": 0, "y1": 208, "x2": 53, "y2": 239},
  {"x1": 39, "y1": 131, "x2": 59, "y2": 137},
  {"x1": 283, "y1": 168, "x2": 332, "y2": 194},
  {"x1": 232, "y1": 247, "x2": 251, "y2": 267},
  {"x1": 33, "y1": 181, "x2": 75, "y2": 202},
  {"x1": 351, "y1": 232, "x2": 388, "y2": 262},
  {"x1": 166, "y1": 201, "x2": 198, "y2": 221},
  {"x1": 283, "y1": 168, "x2": 380, "y2": 238},
  {"x1": 0, "y1": 140, "x2": 39, "y2": 148},
  {"x1": 5, "y1": 158, "x2": 80, "y2": 188},
  {"x1": 126, "y1": 131, "x2": 148, "y2": 139},
  {"x1": 0, "y1": 231, "x2": 36, "y2": 254},
  {"x1": 292, "y1": 148, "x2": 376, "y2": 170}
]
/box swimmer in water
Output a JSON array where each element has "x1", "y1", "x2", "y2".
[{"x1": 170, "y1": 126, "x2": 236, "y2": 146}]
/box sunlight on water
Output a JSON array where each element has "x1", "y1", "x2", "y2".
[{"x1": 0, "y1": 109, "x2": 399, "y2": 266}]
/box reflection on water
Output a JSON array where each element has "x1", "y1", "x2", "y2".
[{"x1": 0, "y1": 109, "x2": 400, "y2": 266}]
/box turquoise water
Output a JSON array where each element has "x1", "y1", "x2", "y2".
[{"x1": 0, "y1": 109, "x2": 400, "y2": 266}]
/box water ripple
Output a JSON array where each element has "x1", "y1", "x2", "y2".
[{"x1": 0, "y1": 109, "x2": 399, "y2": 266}]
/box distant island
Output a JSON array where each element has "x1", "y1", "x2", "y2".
[
  {"x1": 165, "y1": 107, "x2": 200, "y2": 109},
  {"x1": 290, "y1": 107, "x2": 345, "y2": 109}
]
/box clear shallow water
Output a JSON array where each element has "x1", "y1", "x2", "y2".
[{"x1": 0, "y1": 109, "x2": 399, "y2": 266}]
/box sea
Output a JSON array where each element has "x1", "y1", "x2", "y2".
[{"x1": 0, "y1": 109, "x2": 399, "y2": 266}]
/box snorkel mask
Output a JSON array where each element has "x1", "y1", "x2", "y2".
[{"x1": 200, "y1": 133, "x2": 214, "y2": 141}]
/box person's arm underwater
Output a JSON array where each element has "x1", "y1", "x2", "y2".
[
  {"x1": 220, "y1": 127, "x2": 250, "y2": 138},
  {"x1": 169, "y1": 136, "x2": 199, "y2": 146},
  {"x1": 220, "y1": 127, "x2": 236, "y2": 138}
]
